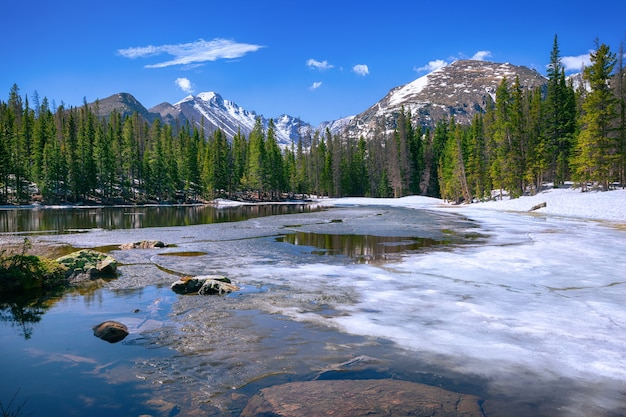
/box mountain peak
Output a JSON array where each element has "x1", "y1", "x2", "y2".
[{"x1": 341, "y1": 60, "x2": 547, "y2": 138}]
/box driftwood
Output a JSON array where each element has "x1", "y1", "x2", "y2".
[{"x1": 529, "y1": 202, "x2": 547, "y2": 212}]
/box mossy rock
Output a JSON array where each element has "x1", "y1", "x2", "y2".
[{"x1": 55, "y1": 249, "x2": 118, "y2": 282}]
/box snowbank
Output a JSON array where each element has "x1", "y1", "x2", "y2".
[
  {"x1": 316, "y1": 188, "x2": 626, "y2": 224},
  {"x1": 460, "y1": 187, "x2": 626, "y2": 224}
]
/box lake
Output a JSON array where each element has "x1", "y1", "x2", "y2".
[{"x1": 1, "y1": 201, "x2": 625, "y2": 416}]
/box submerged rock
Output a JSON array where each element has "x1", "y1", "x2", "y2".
[
  {"x1": 170, "y1": 275, "x2": 239, "y2": 295},
  {"x1": 92, "y1": 321, "x2": 129, "y2": 343},
  {"x1": 55, "y1": 249, "x2": 117, "y2": 283},
  {"x1": 120, "y1": 240, "x2": 166, "y2": 250},
  {"x1": 241, "y1": 379, "x2": 485, "y2": 417}
]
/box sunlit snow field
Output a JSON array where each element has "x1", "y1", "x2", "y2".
[{"x1": 307, "y1": 190, "x2": 626, "y2": 416}]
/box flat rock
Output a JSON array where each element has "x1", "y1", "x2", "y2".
[
  {"x1": 120, "y1": 240, "x2": 166, "y2": 250},
  {"x1": 240, "y1": 379, "x2": 484, "y2": 417},
  {"x1": 170, "y1": 275, "x2": 238, "y2": 295},
  {"x1": 93, "y1": 321, "x2": 129, "y2": 343}
]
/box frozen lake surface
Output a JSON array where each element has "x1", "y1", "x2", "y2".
[{"x1": 1, "y1": 197, "x2": 625, "y2": 416}]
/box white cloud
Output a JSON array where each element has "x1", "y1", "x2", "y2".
[
  {"x1": 352, "y1": 64, "x2": 369, "y2": 76},
  {"x1": 561, "y1": 52, "x2": 592, "y2": 72},
  {"x1": 471, "y1": 50, "x2": 492, "y2": 61},
  {"x1": 307, "y1": 59, "x2": 334, "y2": 71},
  {"x1": 414, "y1": 50, "x2": 492, "y2": 74},
  {"x1": 118, "y1": 38, "x2": 264, "y2": 68},
  {"x1": 175, "y1": 77, "x2": 194, "y2": 94},
  {"x1": 414, "y1": 59, "x2": 448, "y2": 73},
  {"x1": 309, "y1": 81, "x2": 322, "y2": 91}
]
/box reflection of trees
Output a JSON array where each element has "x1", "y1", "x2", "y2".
[
  {"x1": 280, "y1": 232, "x2": 440, "y2": 263},
  {"x1": 0, "y1": 293, "x2": 51, "y2": 340},
  {"x1": 0, "y1": 205, "x2": 321, "y2": 233}
]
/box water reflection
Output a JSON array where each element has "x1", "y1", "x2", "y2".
[
  {"x1": 0, "y1": 204, "x2": 319, "y2": 234},
  {"x1": 0, "y1": 291, "x2": 61, "y2": 339},
  {"x1": 277, "y1": 231, "x2": 446, "y2": 263}
]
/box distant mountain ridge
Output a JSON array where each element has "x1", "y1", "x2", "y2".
[
  {"x1": 340, "y1": 60, "x2": 548, "y2": 138},
  {"x1": 89, "y1": 60, "x2": 551, "y2": 144}
]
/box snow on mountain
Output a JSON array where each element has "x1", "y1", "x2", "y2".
[
  {"x1": 152, "y1": 92, "x2": 310, "y2": 147},
  {"x1": 342, "y1": 60, "x2": 548, "y2": 138},
  {"x1": 95, "y1": 60, "x2": 551, "y2": 146},
  {"x1": 317, "y1": 115, "x2": 356, "y2": 136}
]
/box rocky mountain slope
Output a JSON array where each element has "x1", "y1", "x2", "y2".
[
  {"x1": 90, "y1": 60, "x2": 549, "y2": 144},
  {"x1": 341, "y1": 60, "x2": 548, "y2": 138}
]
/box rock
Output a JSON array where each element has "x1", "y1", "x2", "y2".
[
  {"x1": 120, "y1": 240, "x2": 166, "y2": 250},
  {"x1": 55, "y1": 249, "x2": 118, "y2": 282},
  {"x1": 241, "y1": 379, "x2": 485, "y2": 417},
  {"x1": 198, "y1": 279, "x2": 239, "y2": 295},
  {"x1": 92, "y1": 321, "x2": 129, "y2": 343},
  {"x1": 170, "y1": 275, "x2": 238, "y2": 295},
  {"x1": 529, "y1": 202, "x2": 547, "y2": 211}
]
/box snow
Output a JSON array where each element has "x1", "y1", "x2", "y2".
[
  {"x1": 303, "y1": 187, "x2": 626, "y2": 415},
  {"x1": 461, "y1": 187, "x2": 626, "y2": 223},
  {"x1": 388, "y1": 72, "x2": 430, "y2": 107},
  {"x1": 317, "y1": 186, "x2": 626, "y2": 224}
]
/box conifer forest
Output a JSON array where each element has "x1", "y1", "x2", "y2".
[{"x1": 1, "y1": 38, "x2": 625, "y2": 205}]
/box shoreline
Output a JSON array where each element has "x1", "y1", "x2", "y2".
[{"x1": 315, "y1": 186, "x2": 626, "y2": 225}]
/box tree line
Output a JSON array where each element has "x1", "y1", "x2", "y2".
[{"x1": 1, "y1": 36, "x2": 625, "y2": 205}]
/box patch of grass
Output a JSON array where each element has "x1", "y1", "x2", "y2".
[
  {"x1": 0, "y1": 238, "x2": 68, "y2": 293},
  {"x1": 0, "y1": 388, "x2": 31, "y2": 417}
]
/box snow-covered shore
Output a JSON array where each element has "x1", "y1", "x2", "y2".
[
  {"x1": 461, "y1": 187, "x2": 626, "y2": 224},
  {"x1": 315, "y1": 186, "x2": 626, "y2": 224}
]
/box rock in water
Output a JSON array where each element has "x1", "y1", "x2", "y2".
[
  {"x1": 120, "y1": 240, "x2": 166, "y2": 250},
  {"x1": 92, "y1": 321, "x2": 128, "y2": 343},
  {"x1": 170, "y1": 275, "x2": 238, "y2": 295},
  {"x1": 55, "y1": 249, "x2": 118, "y2": 282},
  {"x1": 241, "y1": 379, "x2": 485, "y2": 417}
]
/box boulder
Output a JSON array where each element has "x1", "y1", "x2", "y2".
[
  {"x1": 120, "y1": 240, "x2": 166, "y2": 250},
  {"x1": 55, "y1": 249, "x2": 117, "y2": 282},
  {"x1": 93, "y1": 321, "x2": 128, "y2": 343},
  {"x1": 241, "y1": 379, "x2": 485, "y2": 417},
  {"x1": 170, "y1": 275, "x2": 239, "y2": 295}
]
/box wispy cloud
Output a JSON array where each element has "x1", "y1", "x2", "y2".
[
  {"x1": 309, "y1": 81, "x2": 323, "y2": 91},
  {"x1": 414, "y1": 59, "x2": 448, "y2": 73},
  {"x1": 175, "y1": 77, "x2": 194, "y2": 94},
  {"x1": 414, "y1": 50, "x2": 493, "y2": 74},
  {"x1": 561, "y1": 52, "x2": 592, "y2": 72},
  {"x1": 118, "y1": 38, "x2": 264, "y2": 68},
  {"x1": 471, "y1": 50, "x2": 492, "y2": 61},
  {"x1": 352, "y1": 64, "x2": 369, "y2": 76},
  {"x1": 307, "y1": 59, "x2": 334, "y2": 71}
]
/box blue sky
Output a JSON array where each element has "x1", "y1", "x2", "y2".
[{"x1": 2, "y1": 0, "x2": 625, "y2": 125}]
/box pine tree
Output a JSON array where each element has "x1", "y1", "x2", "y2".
[
  {"x1": 231, "y1": 128, "x2": 247, "y2": 193},
  {"x1": 466, "y1": 114, "x2": 490, "y2": 200},
  {"x1": 544, "y1": 35, "x2": 577, "y2": 185},
  {"x1": 571, "y1": 41, "x2": 618, "y2": 190},
  {"x1": 264, "y1": 119, "x2": 284, "y2": 198},
  {"x1": 243, "y1": 117, "x2": 266, "y2": 196},
  {"x1": 525, "y1": 87, "x2": 547, "y2": 193},
  {"x1": 615, "y1": 40, "x2": 626, "y2": 187},
  {"x1": 439, "y1": 120, "x2": 471, "y2": 203}
]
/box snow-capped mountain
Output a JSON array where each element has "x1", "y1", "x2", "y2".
[
  {"x1": 150, "y1": 92, "x2": 311, "y2": 147},
  {"x1": 341, "y1": 60, "x2": 548, "y2": 138},
  {"x1": 91, "y1": 60, "x2": 550, "y2": 145}
]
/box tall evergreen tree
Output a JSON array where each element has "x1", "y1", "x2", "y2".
[
  {"x1": 571, "y1": 41, "x2": 619, "y2": 190},
  {"x1": 243, "y1": 117, "x2": 266, "y2": 196},
  {"x1": 263, "y1": 119, "x2": 284, "y2": 198},
  {"x1": 544, "y1": 35, "x2": 577, "y2": 185}
]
